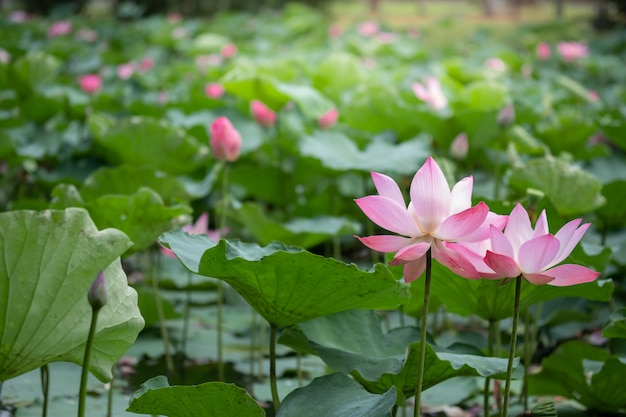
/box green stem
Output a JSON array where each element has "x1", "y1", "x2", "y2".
[
  {"x1": 180, "y1": 271, "x2": 193, "y2": 384},
  {"x1": 502, "y1": 275, "x2": 522, "y2": 417},
  {"x1": 217, "y1": 280, "x2": 224, "y2": 382},
  {"x1": 522, "y1": 308, "x2": 531, "y2": 411},
  {"x1": 269, "y1": 323, "x2": 281, "y2": 412},
  {"x1": 106, "y1": 367, "x2": 113, "y2": 417},
  {"x1": 41, "y1": 364, "x2": 49, "y2": 417},
  {"x1": 151, "y1": 251, "x2": 175, "y2": 377},
  {"x1": 78, "y1": 309, "x2": 100, "y2": 417},
  {"x1": 413, "y1": 248, "x2": 432, "y2": 417},
  {"x1": 484, "y1": 319, "x2": 497, "y2": 417}
]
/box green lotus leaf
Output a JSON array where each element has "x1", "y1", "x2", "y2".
[
  {"x1": 276, "y1": 373, "x2": 396, "y2": 417},
  {"x1": 602, "y1": 308, "x2": 626, "y2": 339},
  {"x1": 595, "y1": 180, "x2": 626, "y2": 230},
  {"x1": 159, "y1": 232, "x2": 409, "y2": 327},
  {"x1": 0, "y1": 208, "x2": 144, "y2": 382},
  {"x1": 127, "y1": 375, "x2": 265, "y2": 417}
]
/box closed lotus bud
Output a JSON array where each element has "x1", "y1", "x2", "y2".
[
  {"x1": 450, "y1": 132, "x2": 468, "y2": 160},
  {"x1": 204, "y1": 82, "x2": 224, "y2": 99},
  {"x1": 88, "y1": 270, "x2": 108, "y2": 311},
  {"x1": 250, "y1": 100, "x2": 277, "y2": 127},
  {"x1": 498, "y1": 104, "x2": 515, "y2": 128},
  {"x1": 79, "y1": 74, "x2": 102, "y2": 94},
  {"x1": 210, "y1": 116, "x2": 242, "y2": 162},
  {"x1": 318, "y1": 108, "x2": 339, "y2": 129}
]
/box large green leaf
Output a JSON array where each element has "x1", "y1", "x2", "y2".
[
  {"x1": 276, "y1": 373, "x2": 396, "y2": 417},
  {"x1": 528, "y1": 341, "x2": 626, "y2": 413},
  {"x1": 430, "y1": 262, "x2": 612, "y2": 321},
  {"x1": 127, "y1": 375, "x2": 265, "y2": 417},
  {"x1": 282, "y1": 309, "x2": 513, "y2": 402},
  {"x1": 159, "y1": 232, "x2": 410, "y2": 327},
  {"x1": 602, "y1": 308, "x2": 626, "y2": 339},
  {"x1": 0, "y1": 208, "x2": 144, "y2": 382},
  {"x1": 273, "y1": 82, "x2": 335, "y2": 120},
  {"x1": 594, "y1": 180, "x2": 626, "y2": 230},
  {"x1": 508, "y1": 157, "x2": 606, "y2": 216}
]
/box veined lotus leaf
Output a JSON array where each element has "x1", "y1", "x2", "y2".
[{"x1": 0, "y1": 208, "x2": 144, "y2": 382}]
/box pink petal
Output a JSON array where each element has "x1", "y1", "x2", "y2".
[
  {"x1": 532, "y1": 210, "x2": 549, "y2": 237},
  {"x1": 549, "y1": 220, "x2": 588, "y2": 267},
  {"x1": 371, "y1": 172, "x2": 405, "y2": 206},
  {"x1": 518, "y1": 234, "x2": 560, "y2": 273},
  {"x1": 504, "y1": 204, "x2": 534, "y2": 253},
  {"x1": 484, "y1": 251, "x2": 520, "y2": 278},
  {"x1": 403, "y1": 258, "x2": 427, "y2": 283},
  {"x1": 437, "y1": 202, "x2": 488, "y2": 241},
  {"x1": 449, "y1": 176, "x2": 473, "y2": 214},
  {"x1": 355, "y1": 235, "x2": 414, "y2": 253},
  {"x1": 544, "y1": 264, "x2": 601, "y2": 287},
  {"x1": 409, "y1": 157, "x2": 451, "y2": 233},
  {"x1": 523, "y1": 273, "x2": 556, "y2": 285},
  {"x1": 489, "y1": 225, "x2": 514, "y2": 259},
  {"x1": 433, "y1": 241, "x2": 480, "y2": 279},
  {"x1": 462, "y1": 211, "x2": 508, "y2": 242},
  {"x1": 355, "y1": 196, "x2": 421, "y2": 236},
  {"x1": 392, "y1": 241, "x2": 431, "y2": 263}
]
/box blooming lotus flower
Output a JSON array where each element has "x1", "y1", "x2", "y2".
[
  {"x1": 48, "y1": 20, "x2": 72, "y2": 37},
  {"x1": 412, "y1": 76, "x2": 448, "y2": 111},
  {"x1": 318, "y1": 108, "x2": 339, "y2": 129},
  {"x1": 210, "y1": 116, "x2": 242, "y2": 162},
  {"x1": 79, "y1": 74, "x2": 102, "y2": 94},
  {"x1": 117, "y1": 62, "x2": 135, "y2": 79},
  {"x1": 357, "y1": 20, "x2": 379, "y2": 37},
  {"x1": 221, "y1": 43, "x2": 237, "y2": 58},
  {"x1": 139, "y1": 57, "x2": 154, "y2": 72},
  {"x1": 452, "y1": 204, "x2": 600, "y2": 286},
  {"x1": 355, "y1": 156, "x2": 507, "y2": 282},
  {"x1": 161, "y1": 213, "x2": 222, "y2": 258},
  {"x1": 250, "y1": 100, "x2": 277, "y2": 127},
  {"x1": 536, "y1": 42, "x2": 551, "y2": 60},
  {"x1": 449, "y1": 133, "x2": 468, "y2": 160},
  {"x1": 557, "y1": 41, "x2": 588, "y2": 62},
  {"x1": 205, "y1": 82, "x2": 224, "y2": 99}
]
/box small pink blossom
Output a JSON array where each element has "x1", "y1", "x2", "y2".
[
  {"x1": 76, "y1": 29, "x2": 97, "y2": 42},
  {"x1": 557, "y1": 41, "x2": 589, "y2": 62},
  {"x1": 167, "y1": 12, "x2": 183, "y2": 23},
  {"x1": 485, "y1": 57, "x2": 506, "y2": 72},
  {"x1": 161, "y1": 213, "x2": 221, "y2": 258},
  {"x1": 376, "y1": 32, "x2": 397, "y2": 44},
  {"x1": 139, "y1": 57, "x2": 154, "y2": 72},
  {"x1": 221, "y1": 43, "x2": 237, "y2": 58},
  {"x1": 357, "y1": 20, "x2": 379, "y2": 37},
  {"x1": 355, "y1": 157, "x2": 507, "y2": 282},
  {"x1": 48, "y1": 20, "x2": 72, "y2": 37},
  {"x1": 536, "y1": 42, "x2": 551, "y2": 60},
  {"x1": 328, "y1": 24, "x2": 342, "y2": 38},
  {"x1": 205, "y1": 82, "x2": 224, "y2": 99},
  {"x1": 588, "y1": 90, "x2": 599, "y2": 102},
  {"x1": 250, "y1": 100, "x2": 277, "y2": 127},
  {"x1": 318, "y1": 108, "x2": 339, "y2": 129},
  {"x1": 79, "y1": 74, "x2": 102, "y2": 94},
  {"x1": 451, "y1": 204, "x2": 601, "y2": 286},
  {"x1": 9, "y1": 10, "x2": 30, "y2": 23},
  {"x1": 0, "y1": 49, "x2": 10, "y2": 64},
  {"x1": 210, "y1": 116, "x2": 242, "y2": 162},
  {"x1": 450, "y1": 133, "x2": 468, "y2": 160},
  {"x1": 412, "y1": 76, "x2": 448, "y2": 111},
  {"x1": 117, "y1": 62, "x2": 136, "y2": 79}
]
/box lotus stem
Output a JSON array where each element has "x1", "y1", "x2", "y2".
[
  {"x1": 150, "y1": 251, "x2": 175, "y2": 378},
  {"x1": 78, "y1": 308, "x2": 99, "y2": 417},
  {"x1": 502, "y1": 275, "x2": 522, "y2": 417},
  {"x1": 216, "y1": 162, "x2": 231, "y2": 382},
  {"x1": 484, "y1": 319, "x2": 497, "y2": 417},
  {"x1": 413, "y1": 248, "x2": 432, "y2": 417},
  {"x1": 106, "y1": 367, "x2": 113, "y2": 417},
  {"x1": 269, "y1": 323, "x2": 281, "y2": 411},
  {"x1": 40, "y1": 364, "x2": 49, "y2": 417}
]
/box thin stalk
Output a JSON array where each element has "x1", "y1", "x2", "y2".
[
  {"x1": 150, "y1": 252, "x2": 175, "y2": 377},
  {"x1": 502, "y1": 276, "x2": 523, "y2": 417},
  {"x1": 258, "y1": 319, "x2": 267, "y2": 381},
  {"x1": 78, "y1": 309, "x2": 100, "y2": 417},
  {"x1": 216, "y1": 162, "x2": 231, "y2": 382},
  {"x1": 296, "y1": 352, "x2": 303, "y2": 387},
  {"x1": 269, "y1": 324, "x2": 281, "y2": 412},
  {"x1": 250, "y1": 308, "x2": 257, "y2": 386},
  {"x1": 413, "y1": 248, "x2": 432, "y2": 417},
  {"x1": 106, "y1": 367, "x2": 113, "y2": 417},
  {"x1": 484, "y1": 319, "x2": 497, "y2": 417},
  {"x1": 179, "y1": 271, "x2": 193, "y2": 383},
  {"x1": 40, "y1": 364, "x2": 49, "y2": 417}
]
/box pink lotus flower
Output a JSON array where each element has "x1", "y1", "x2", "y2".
[
  {"x1": 167, "y1": 12, "x2": 183, "y2": 23},
  {"x1": 79, "y1": 74, "x2": 102, "y2": 94},
  {"x1": 328, "y1": 24, "x2": 342, "y2": 38},
  {"x1": 536, "y1": 42, "x2": 551, "y2": 60},
  {"x1": 318, "y1": 108, "x2": 339, "y2": 129},
  {"x1": 210, "y1": 116, "x2": 242, "y2": 162},
  {"x1": 48, "y1": 20, "x2": 72, "y2": 37},
  {"x1": 221, "y1": 43, "x2": 237, "y2": 58},
  {"x1": 250, "y1": 100, "x2": 277, "y2": 127},
  {"x1": 0, "y1": 49, "x2": 10, "y2": 64},
  {"x1": 355, "y1": 157, "x2": 507, "y2": 282},
  {"x1": 9, "y1": 10, "x2": 30, "y2": 23},
  {"x1": 161, "y1": 213, "x2": 221, "y2": 258},
  {"x1": 76, "y1": 29, "x2": 97, "y2": 42},
  {"x1": 588, "y1": 90, "x2": 599, "y2": 102},
  {"x1": 117, "y1": 62, "x2": 135, "y2": 79},
  {"x1": 139, "y1": 57, "x2": 154, "y2": 72},
  {"x1": 557, "y1": 41, "x2": 589, "y2": 62},
  {"x1": 485, "y1": 57, "x2": 506, "y2": 72},
  {"x1": 452, "y1": 204, "x2": 600, "y2": 286},
  {"x1": 376, "y1": 32, "x2": 397, "y2": 44},
  {"x1": 412, "y1": 76, "x2": 448, "y2": 111},
  {"x1": 449, "y1": 132, "x2": 468, "y2": 160},
  {"x1": 205, "y1": 82, "x2": 224, "y2": 99},
  {"x1": 357, "y1": 20, "x2": 379, "y2": 37}
]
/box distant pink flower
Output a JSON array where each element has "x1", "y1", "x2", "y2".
[
  {"x1": 221, "y1": 43, "x2": 237, "y2": 58},
  {"x1": 48, "y1": 20, "x2": 72, "y2": 37},
  {"x1": 557, "y1": 41, "x2": 588, "y2": 62},
  {"x1": 485, "y1": 57, "x2": 506, "y2": 72},
  {"x1": 0, "y1": 49, "x2": 10, "y2": 64},
  {"x1": 450, "y1": 133, "x2": 468, "y2": 160},
  {"x1": 376, "y1": 32, "x2": 397, "y2": 43},
  {"x1": 412, "y1": 76, "x2": 448, "y2": 110},
  {"x1": 355, "y1": 157, "x2": 507, "y2": 282},
  {"x1": 328, "y1": 24, "x2": 342, "y2": 38},
  {"x1": 76, "y1": 29, "x2": 97, "y2": 42},
  {"x1": 79, "y1": 74, "x2": 102, "y2": 94},
  {"x1": 588, "y1": 90, "x2": 599, "y2": 102},
  {"x1": 498, "y1": 104, "x2": 515, "y2": 128},
  {"x1": 407, "y1": 28, "x2": 419, "y2": 38},
  {"x1": 318, "y1": 108, "x2": 339, "y2": 129},
  {"x1": 9, "y1": 10, "x2": 30, "y2": 23},
  {"x1": 250, "y1": 100, "x2": 277, "y2": 127},
  {"x1": 451, "y1": 204, "x2": 600, "y2": 286},
  {"x1": 167, "y1": 12, "x2": 183, "y2": 23},
  {"x1": 139, "y1": 57, "x2": 154, "y2": 72},
  {"x1": 117, "y1": 62, "x2": 135, "y2": 79},
  {"x1": 196, "y1": 54, "x2": 223, "y2": 71},
  {"x1": 536, "y1": 42, "x2": 551, "y2": 60},
  {"x1": 161, "y1": 213, "x2": 221, "y2": 258},
  {"x1": 210, "y1": 116, "x2": 242, "y2": 162},
  {"x1": 205, "y1": 82, "x2": 224, "y2": 99},
  {"x1": 357, "y1": 20, "x2": 379, "y2": 37}
]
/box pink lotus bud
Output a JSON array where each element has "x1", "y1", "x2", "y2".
[
  {"x1": 450, "y1": 133, "x2": 468, "y2": 160},
  {"x1": 139, "y1": 57, "x2": 154, "y2": 72},
  {"x1": 210, "y1": 116, "x2": 242, "y2": 162},
  {"x1": 0, "y1": 49, "x2": 10, "y2": 64},
  {"x1": 318, "y1": 108, "x2": 339, "y2": 129},
  {"x1": 536, "y1": 42, "x2": 551, "y2": 60},
  {"x1": 250, "y1": 100, "x2": 277, "y2": 127},
  {"x1": 557, "y1": 41, "x2": 588, "y2": 62},
  {"x1": 357, "y1": 20, "x2": 379, "y2": 37},
  {"x1": 117, "y1": 63, "x2": 135, "y2": 79},
  {"x1": 48, "y1": 20, "x2": 72, "y2": 37},
  {"x1": 497, "y1": 104, "x2": 515, "y2": 128},
  {"x1": 485, "y1": 57, "x2": 506, "y2": 72},
  {"x1": 88, "y1": 270, "x2": 108, "y2": 311},
  {"x1": 204, "y1": 82, "x2": 224, "y2": 99},
  {"x1": 328, "y1": 24, "x2": 342, "y2": 38},
  {"x1": 221, "y1": 43, "x2": 237, "y2": 58},
  {"x1": 79, "y1": 74, "x2": 102, "y2": 94}
]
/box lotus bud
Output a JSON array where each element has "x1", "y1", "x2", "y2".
[
  {"x1": 318, "y1": 108, "x2": 339, "y2": 129},
  {"x1": 536, "y1": 42, "x2": 551, "y2": 60},
  {"x1": 79, "y1": 74, "x2": 102, "y2": 94},
  {"x1": 449, "y1": 132, "x2": 468, "y2": 160},
  {"x1": 210, "y1": 116, "x2": 242, "y2": 162},
  {"x1": 88, "y1": 271, "x2": 108, "y2": 311},
  {"x1": 498, "y1": 104, "x2": 515, "y2": 128},
  {"x1": 205, "y1": 82, "x2": 224, "y2": 99},
  {"x1": 250, "y1": 100, "x2": 277, "y2": 127}
]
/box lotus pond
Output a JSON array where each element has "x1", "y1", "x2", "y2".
[{"x1": 1, "y1": 3, "x2": 626, "y2": 417}]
